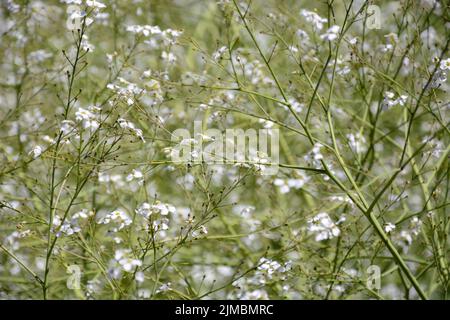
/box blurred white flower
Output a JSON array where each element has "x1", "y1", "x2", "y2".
[
  {"x1": 301, "y1": 10, "x2": 327, "y2": 30},
  {"x1": 98, "y1": 209, "x2": 132, "y2": 232},
  {"x1": 86, "y1": 0, "x2": 106, "y2": 9},
  {"x1": 29, "y1": 145, "x2": 43, "y2": 158},
  {"x1": 440, "y1": 58, "x2": 450, "y2": 70},
  {"x1": 320, "y1": 25, "x2": 340, "y2": 41},
  {"x1": 307, "y1": 212, "x2": 341, "y2": 241},
  {"x1": 384, "y1": 223, "x2": 396, "y2": 233},
  {"x1": 135, "y1": 201, "x2": 176, "y2": 218}
]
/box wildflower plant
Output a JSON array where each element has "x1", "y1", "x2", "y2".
[{"x1": 0, "y1": 0, "x2": 449, "y2": 301}]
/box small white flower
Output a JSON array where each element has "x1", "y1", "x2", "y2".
[
  {"x1": 114, "y1": 249, "x2": 142, "y2": 272},
  {"x1": 301, "y1": 10, "x2": 328, "y2": 30},
  {"x1": 156, "y1": 282, "x2": 171, "y2": 293},
  {"x1": 161, "y1": 51, "x2": 176, "y2": 63},
  {"x1": 75, "y1": 107, "x2": 99, "y2": 129},
  {"x1": 29, "y1": 145, "x2": 43, "y2": 158},
  {"x1": 320, "y1": 25, "x2": 340, "y2": 41},
  {"x1": 307, "y1": 212, "x2": 341, "y2": 241},
  {"x1": 346, "y1": 132, "x2": 367, "y2": 154},
  {"x1": 117, "y1": 118, "x2": 145, "y2": 142},
  {"x1": 86, "y1": 0, "x2": 106, "y2": 9},
  {"x1": 440, "y1": 58, "x2": 450, "y2": 71},
  {"x1": 384, "y1": 222, "x2": 396, "y2": 233},
  {"x1": 135, "y1": 271, "x2": 145, "y2": 283},
  {"x1": 382, "y1": 92, "x2": 408, "y2": 109},
  {"x1": 348, "y1": 37, "x2": 358, "y2": 45},
  {"x1": 99, "y1": 209, "x2": 132, "y2": 232},
  {"x1": 212, "y1": 46, "x2": 227, "y2": 61},
  {"x1": 126, "y1": 169, "x2": 144, "y2": 183},
  {"x1": 135, "y1": 201, "x2": 176, "y2": 218}
]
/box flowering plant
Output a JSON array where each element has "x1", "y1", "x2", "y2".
[{"x1": 0, "y1": 0, "x2": 448, "y2": 300}]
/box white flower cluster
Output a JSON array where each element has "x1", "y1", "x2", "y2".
[
  {"x1": 126, "y1": 25, "x2": 183, "y2": 46},
  {"x1": 108, "y1": 249, "x2": 142, "y2": 279},
  {"x1": 320, "y1": 25, "x2": 340, "y2": 41},
  {"x1": 107, "y1": 77, "x2": 163, "y2": 107},
  {"x1": 212, "y1": 46, "x2": 228, "y2": 61},
  {"x1": 396, "y1": 217, "x2": 423, "y2": 251},
  {"x1": 273, "y1": 173, "x2": 309, "y2": 194},
  {"x1": 52, "y1": 209, "x2": 93, "y2": 237},
  {"x1": 307, "y1": 212, "x2": 343, "y2": 241},
  {"x1": 346, "y1": 132, "x2": 367, "y2": 154},
  {"x1": 107, "y1": 77, "x2": 144, "y2": 106},
  {"x1": 75, "y1": 105, "x2": 101, "y2": 130},
  {"x1": 126, "y1": 169, "x2": 144, "y2": 184},
  {"x1": 29, "y1": 145, "x2": 43, "y2": 158},
  {"x1": 231, "y1": 52, "x2": 274, "y2": 85},
  {"x1": 231, "y1": 257, "x2": 291, "y2": 299},
  {"x1": 135, "y1": 201, "x2": 176, "y2": 232},
  {"x1": 117, "y1": 118, "x2": 145, "y2": 142},
  {"x1": 257, "y1": 258, "x2": 292, "y2": 281},
  {"x1": 304, "y1": 143, "x2": 325, "y2": 170},
  {"x1": 382, "y1": 91, "x2": 408, "y2": 109},
  {"x1": 245, "y1": 151, "x2": 272, "y2": 174},
  {"x1": 300, "y1": 9, "x2": 328, "y2": 30},
  {"x1": 429, "y1": 58, "x2": 450, "y2": 89},
  {"x1": 135, "y1": 201, "x2": 176, "y2": 218},
  {"x1": 98, "y1": 209, "x2": 132, "y2": 232}
]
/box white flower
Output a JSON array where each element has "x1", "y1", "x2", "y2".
[
  {"x1": 98, "y1": 209, "x2": 132, "y2": 232},
  {"x1": 117, "y1": 118, "x2": 145, "y2": 142},
  {"x1": 161, "y1": 51, "x2": 176, "y2": 63},
  {"x1": 258, "y1": 258, "x2": 282, "y2": 277},
  {"x1": 126, "y1": 25, "x2": 161, "y2": 36},
  {"x1": 56, "y1": 220, "x2": 81, "y2": 237},
  {"x1": 29, "y1": 145, "x2": 43, "y2": 158},
  {"x1": 440, "y1": 58, "x2": 450, "y2": 71},
  {"x1": 382, "y1": 92, "x2": 408, "y2": 109},
  {"x1": 156, "y1": 282, "x2": 171, "y2": 293},
  {"x1": 320, "y1": 25, "x2": 340, "y2": 41},
  {"x1": 256, "y1": 258, "x2": 291, "y2": 282},
  {"x1": 114, "y1": 249, "x2": 142, "y2": 272},
  {"x1": 273, "y1": 176, "x2": 308, "y2": 194},
  {"x1": 273, "y1": 178, "x2": 290, "y2": 194},
  {"x1": 346, "y1": 132, "x2": 367, "y2": 154},
  {"x1": 307, "y1": 212, "x2": 341, "y2": 241},
  {"x1": 153, "y1": 218, "x2": 170, "y2": 231},
  {"x1": 348, "y1": 37, "x2": 358, "y2": 45},
  {"x1": 138, "y1": 289, "x2": 151, "y2": 298},
  {"x1": 72, "y1": 209, "x2": 94, "y2": 220},
  {"x1": 86, "y1": 0, "x2": 106, "y2": 9},
  {"x1": 61, "y1": 0, "x2": 82, "y2": 4},
  {"x1": 81, "y1": 35, "x2": 95, "y2": 52},
  {"x1": 52, "y1": 212, "x2": 87, "y2": 238},
  {"x1": 396, "y1": 95, "x2": 408, "y2": 106},
  {"x1": 259, "y1": 119, "x2": 274, "y2": 128},
  {"x1": 135, "y1": 201, "x2": 176, "y2": 218},
  {"x1": 399, "y1": 230, "x2": 413, "y2": 246},
  {"x1": 409, "y1": 217, "x2": 422, "y2": 236},
  {"x1": 69, "y1": 10, "x2": 86, "y2": 21},
  {"x1": 384, "y1": 223, "x2": 396, "y2": 233},
  {"x1": 135, "y1": 271, "x2": 145, "y2": 283},
  {"x1": 75, "y1": 107, "x2": 99, "y2": 129},
  {"x1": 126, "y1": 169, "x2": 144, "y2": 183},
  {"x1": 306, "y1": 142, "x2": 324, "y2": 163},
  {"x1": 192, "y1": 225, "x2": 208, "y2": 237},
  {"x1": 287, "y1": 97, "x2": 303, "y2": 113},
  {"x1": 301, "y1": 10, "x2": 328, "y2": 30},
  {"x1": 28, "y1": 50, "x2": 52, "y2": 63},
  {"x1": 212, "y1": 46, "x2": 227, "y2": 61},
  {"x1": 142, "y1": 69, "x2": 152, "y2": 78}
]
